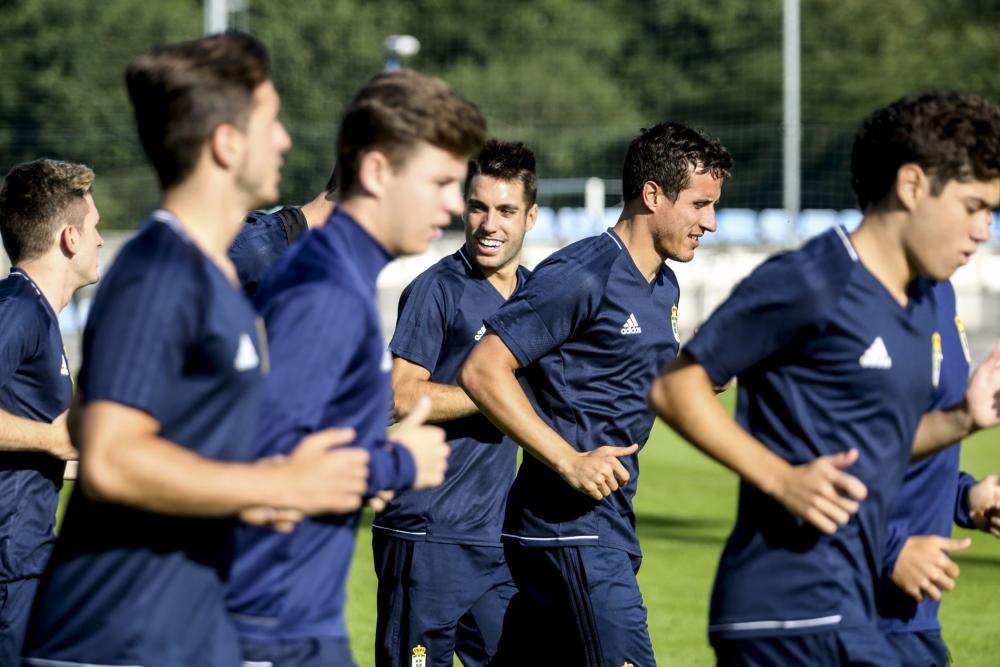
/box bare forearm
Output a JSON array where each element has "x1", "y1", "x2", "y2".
[
  {"x1": 650, "y1": 359, "x2": 789, "y2": 496},
  {"x1": 0, "y1": 409, "x2": 63, "y2": 454},
  {"x1": 393, "y1": 379, "x2": 478, "y2": 423},
  {"x1": 460, "y1": 359, "x2": 577, "y2": 474},
  {"x1": 912, "y1": 405, "x2": 973, "y2": 460},
  {"x1": 82, "y1": 433, "x2": 286, "y2": 517}
]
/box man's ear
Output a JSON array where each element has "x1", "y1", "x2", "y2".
[
  {"x1": 640, "y1": 180, "x2": 662, "y2": 213},
  {"x1": 894, "y1": 163, "x2": 929, "y2": 212},
  {"x1": 208, "y1": 122, "x2": 243, "y2": 170},
  {"x1": 356, "y1": 150, "x2": 393, "y2": 199},
  {"x1": 525, "y1": 203, "x2": 539, "y2": 233},
  {"x1": 60, "y1": 224, "x2": 80, "y2": 258}
]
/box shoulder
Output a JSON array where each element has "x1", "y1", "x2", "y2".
[
  {"x1": 743, "y1": 228, "x2": 858, "y2": 306},
  {"x1": 405, "y1": 251, "x2": 468, "y2": 299},
  {"x1": 529, "y1": 233, "x2": 622, "y2": 287}
]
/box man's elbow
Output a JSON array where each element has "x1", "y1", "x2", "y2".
[
  {"x1": 648, "y1": 354, "x2": 706, "y2": 422},
  {"x1": 457, "y1": 354, "x2": 489, "y2": 403},
  {"x1": 80, "y1": 449, "x2": 132, "y2": 505}
]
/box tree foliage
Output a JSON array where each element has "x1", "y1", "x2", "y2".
[{"x1": 0, "y1": 0, "x2": 996, "y2": 226}]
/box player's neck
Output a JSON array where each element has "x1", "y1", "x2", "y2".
[
  {"x1": 850, "y1": 214, "x2": 914, "y2": 305},
  {"x1": 613, "y1": 215, "x2": 664, "y2": 282},
  {"x1": 299, "y1": 190, "x2": 337, "y2": 229},
  {"x1": 160, "y1": 180, "x2": 250, "y2": 282},
  {"x1": 337, "y1": 197, "x2": 397, "y2": 256},
  {"x1": 15, "y1": 255, "x2": 75, "y2": 314},
  {"x1": 479, "y1": 258, "x2": 521, "y2": 300}
]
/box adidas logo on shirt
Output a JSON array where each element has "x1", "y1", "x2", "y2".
[
  {"x1": 621, "y1": 313, "x2": 642, "y2": 335},
  {"x1": 233, "y1": 333, "x2": 260, "y2": 371},
  {"x1": 474, "y1": 325, "x2": 486, "y2": 341},
  {"x1": 60, "y1": 355, "x2": 70, "y2": 376},
  {"x1": 859, "y1": 336, "x2": 892, "y2": 369}
]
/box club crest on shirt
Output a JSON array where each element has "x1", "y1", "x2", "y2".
[
  {"x1": 623, "y1": 662, "x2": 635, "y2": 667},
  {"x1": 411, "y1": 644, "x2": 427, "y2": 667},
  {"x1": 670, "y1": 304, "x2": 680, "y2": 342},
  {"x1": 955, "y1": 315, "x2": 972, "y2": 364},
  {"x1": 931, "y1": 331, "x2": 942, "y2": 388}
]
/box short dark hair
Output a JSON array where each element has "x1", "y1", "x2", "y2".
[
  {"x1": 337, "y1": 69, "x2": 486, "y2": 194},
  {"x1": 125, "y1": 32, "x2": 271, "y2": 189},
  {"x1": 0, "y1": 159, "x2": 94, "y2": 264},
  {"x1": 851, "y1": 91, "x2": 1000, "y2": 210},
  {"x1": 465, "y1": 139, "x2": 538, "y2": 206},
  {"x1": 622, "y1": 122, "x2": 733, "y2": 203}
]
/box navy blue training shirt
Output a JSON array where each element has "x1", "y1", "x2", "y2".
[
  {"x1": 684, "y1": 227, "x2": 939, "y2": 640},
  {"x1": 229, "y1": 205, "x2": 308, "y2": 297},
  {"x1": 25, "y1": 212, "x2": 265, "y2": 667},
  {"x1": 226, "y1": 208, "x2": 415, "y2": 643},
  {"x1": 373, "y1": 247, "x2": 529, "y2": 546},
  {"x1": 0, "y1": 269, "x2": 72, "y2": 582},
  {"x1": 486, "y1": 228, "x2": 681, "y2": 556},
  {"x1": 879, "y1": 279, "x2": 975, "y2": 634}
]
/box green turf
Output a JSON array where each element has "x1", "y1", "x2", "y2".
[
  {"x1": 56, "y1": 392, "x2": 1000, "y2": 665},
  {"x1": 343, "y1": 392, "x2": 1000, "y2": 665}
]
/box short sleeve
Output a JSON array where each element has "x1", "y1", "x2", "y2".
[
  {"x1": 0, "y1": 298, "x2": 38, "y2": 387},
  {"x1": 388, "y1": 272, "x2": 450, "y2": 372},
  {"x1": 80, "y1": 256, "x2": 201, "y2": 422},
  {"x1": 486, "y1": 257, "x2": 601, "y2": 367},
  {"x1": 684, "y1": 249, "x2": 845, "y2": 386}
]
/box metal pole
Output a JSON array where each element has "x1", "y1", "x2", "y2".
[
  {"x1": 204, "y1": 0, "x2": 228, "y2": 35},
  {"x1": 783, "y1": 0, "x2": 801, "y2": 229}
]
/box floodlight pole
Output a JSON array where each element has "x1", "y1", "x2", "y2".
[
  {"x1": 204, "y1": 0, "x2": 228, "y2": 34},
  {"x1": 783, "y1": 0, "x2": 801, "y2": 227}
]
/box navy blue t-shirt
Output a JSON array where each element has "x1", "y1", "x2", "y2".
[
  {"x1": 684, "y1": 227, "x2": 939, "y2": 639},
  {"x1": 0, "y1": 269, "x2": 72, "y2": 582},
  {"x1": 486, "y1": 229, "x2": 681, "y2": 556},
  {"x1": 25, "y1": 212, "x2": 265, "y2": 667},
  {"x1": 373, "y1": 247, "x2": 529, "y2": 546},
  {"x1": 879, "y1": 279, "x2": 975, "y2": 634},
  {"x1": 226, "y1": 208, "x2": 415, "y2": 643},
  {"x1": 229, "y1": 206, "x2": 308, "y2": 298}
]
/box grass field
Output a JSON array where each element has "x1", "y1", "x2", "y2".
[
  {"x1": 56, "y1": 393, "x2": 1000, "y2": 665},
  {"x1": 344, "y1": 395, "x2": 1000, "y2": 666}
]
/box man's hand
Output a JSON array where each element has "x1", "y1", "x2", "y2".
[
  {"x1": 965, "y1": 342, "x2": 1000, "y2": 431},
  {"x1": 49, "y1": 411, "x2": 79, "y2": 461},
  {"x1": 283, "y1": 427, "x2": 369, "y2": 515},
  {"x1": 367, "y1": 489, "x2": 396, "y2": 513},
  {"x1": 555, "y1": 444, "x2": 639, "y2": 501},
  {"x1": 772, "y1": 449, "x2": 868, "y2": 534},
  {"x1": 393, "y1": 396, "x2": 449, "y2": 490},
  {"x1": 968, "y1": 473, "x2": 1000, "y2": 537},
  {"x1": 892, "y1": 535, "x2": 971, "y2": 601}
]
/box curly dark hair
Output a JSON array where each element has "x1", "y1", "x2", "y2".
[
  {"x1": 465, "y1": 139, "x2": 537, "y2": 206},
  {"x1": 851, "y1": 91, "x2": 1000, "y2": 210},
  {"x1": 621, "y1": 122, "x2": 733, "y2": 203}
]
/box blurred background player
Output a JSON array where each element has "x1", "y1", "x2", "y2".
[
  {"x1": 650, "y1": 91, "x2": 1000, "y2": 666},
  {"x1": 460, "y1": 122, "x2": 732, "y2": 666},
  {"x1": 371, "y1": 139, "x2": 537, "y2": 667},
  {"x1": 0, "y1": 159, "x2": 101, "y2": 663},
  {"x1": 879, "y1": 279, "x2": 1000, "y2": 666},
  {"x1": 225, "y1": 68, "x2": 483, "y2": 667},
  {"x1": 23, "y1": 33, "x2": 372, "y2": 667},
  {"x1": 229, "y1": 164, "x2": 340, "y2": 297}
]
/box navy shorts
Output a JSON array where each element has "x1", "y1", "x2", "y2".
[
  {"x1": 241, "y1": 636, "x2": 355, "y2": 667},
  {"x1": 2, "y1": 578, "x2": 39, "y2": 665},
  {"x1": 713, "y1": 625, "x2": 901, "y2": 667},
  {"x1": 492, "y1": 544, "x2": 655, "y2": 667},
  {"x1": 886, "y1": 630, "x2": 950, "y2": 667},
  {"x1": 373, "y1": 535, "x2": 516, "y2": 667}
]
